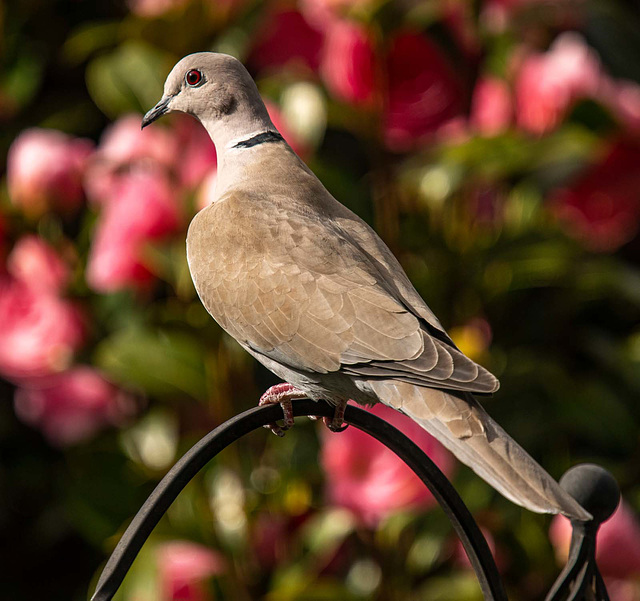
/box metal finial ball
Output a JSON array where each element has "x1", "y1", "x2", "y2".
[{"x1": 559, "y1": 463, "x2": 620, "y2": 524}]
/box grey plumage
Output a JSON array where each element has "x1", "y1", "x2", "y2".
[{"x1": 143, "y1": 52, "x2": 591, "y2": 521}]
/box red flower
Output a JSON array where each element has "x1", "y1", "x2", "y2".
[
  {"x1": 515, "y1": 33, "x2": 603, "y2": 135},
  {"x1": 14, "y1": 367, "x2": 134, "y2": 446},
  {"x1": 156, "y1": 541, "x2": 225, "y2": 601},
  {"x1": 470, "y1": 77, "x2": 513, "y2": 136},
  {"x1": 321, "y1": 403, "x2": 455, "y2": 526},
  {"x1": 7, "y1": 128, "x2": 93, "y2": 217},
  {"x1": 552, "y1": 139, "x2": 640, "y2": 252},
  {"x1": 7, "y1": 235, "x2": 71, "y2": 294},
  {"x1": 320, "y1": 20, "x2": 377, "y2": 106},
  {"x1": 0, "y1": 277, "x2": 85, "y2": 380},
  {"x1": 249, "y1": 9, "x2": 324, "y2": 73},
  {"x1": 87, "y1": 170, "x2": 181, "y2": 292},
  {"x1": 384, "y1": 32, "x2": 463, "y2": 151}
]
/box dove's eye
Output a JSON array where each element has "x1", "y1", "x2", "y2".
[{"x1": 186, "y1": 69, "x2": 203, "y2": 87}]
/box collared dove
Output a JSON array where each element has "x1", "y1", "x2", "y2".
[{"x1": 142, "y1": 52, "x2": 590, "y2": 521}]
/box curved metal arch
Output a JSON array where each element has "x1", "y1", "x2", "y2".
[{"x1": 91, "y1": 399, "x2": 507, "y2": 601}]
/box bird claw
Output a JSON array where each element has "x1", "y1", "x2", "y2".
[
  {"x1": 259, "y1": 383, "x2": 305, "y2": 436},
  {"x1": 323, "y1": 401, "x2": 348, "y2": 432}
]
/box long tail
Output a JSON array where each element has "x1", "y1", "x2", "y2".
[{"x1": 367, "y1": 380, "x2": 591, "y2": 521}]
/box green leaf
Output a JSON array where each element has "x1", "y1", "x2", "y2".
[
  {"x1": 86, "y1": 41, "x2": 169, "y2": 118},
  {"x1": 94, "y1": 326, "x2": 209, "y2": 400}
]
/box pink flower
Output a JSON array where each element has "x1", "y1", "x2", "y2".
[
  {"x1": 551, "y1": 139, "x2": 640, "y2": 252},
  {"x1": 384, "y1": 32, "x2": 463, "y2": 151},
  {"x1": 550, "y1": 500, "x2": 640, "y2": 589},
  {"x1": 87, "y1": 170, "x2": 182, "y2": 292},
  {"x1": 321, "y1": 403, "x2": 455, "y2": 525},
  {"x1": 157, "y1": 541, "x2": 225, "y2": 601},
  {"x1": 127, "y1": 0, "x2": 188, "y2": 18},
  {"x1": 249, "y1": 9, "x2": 324, "y2": 74},
  {"x1": 85, "y1": 114, "x2": 176, "y2": 206},
  {"x1": 14, "y1": 367, "x2": 134, "y2": 446},
  {"x1": 7, "y1": 128, "x2": 93, "y2": 217},
  {"x1": 320, "y1": 20, "x2": 378, "y2": 106},
  {"x1": 0, "y1": 278, "x2": 85, "y2": 380},
  {"x1": 470, "y1": 77, "x2": 513, "y2": 136},
  {"x1": 173, "y1": 115, "x2": 217, "y2": 189},
  {"x1": 515, "y1": 33, "x2": 604, "y2": 134},
  {"x1": 7, "y1": 235, "x2": 71, "y2": 294}
]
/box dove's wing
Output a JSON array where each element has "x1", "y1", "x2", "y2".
[{"x1": 187, "y1": 187, "x2": 497, "y2": 395}]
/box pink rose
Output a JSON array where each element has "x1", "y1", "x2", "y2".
[
  {"x1": 320, "y1": 20, "x2": 377, "y2": 106},
  {"x1": 157, "y1": 541, "x2": 225, "y2": 601},
  {"x1": 7, "y1": 128, "x2": 93, "y2": 216},
  {"x1": 551, "y1": 139, "x2": 640, "y2": 252},
  {"x1": 173, "y1": 115, "x2": 217, "y2": 189},
  {"x1": 249, "y1": 9, "x2": 324, "y2": 74},
  {"x1": 14, "y1": 367, "x2": 134, "y2": 446},
  {"x1": 550, "y1": 500, "x2": 640, "y2": 583},
  {"x1": 0, "y1": 277, "x2": 85, "y2": 380},
  {"x1": 384, "y1": 32, "x2": 463, "y2": 151},
  {"x1": 85, "y1": 114, "x2": 177, "y2": 206},
  {"x1": 87, "y1": 170, "x2": 181, "y2": 292},
  {"x1": 470, "y1": 77, "x2": 513, "y2": 136},
  {"x1": 321, "y1": 403, "x2": 455, "y2": 525},
  {"x1": 7, "y1": 235, "x2": 71, "y2": 294},
  {"x1": 515, "y1": 33, "x2": 604, "y2": 135},
  {"x1": 127, "y1": 0, "x2": 188, "y2": 18}
]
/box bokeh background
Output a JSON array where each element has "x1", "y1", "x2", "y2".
[{"x1": 2, "y1": 0, "x2": 640, "y2": 599}]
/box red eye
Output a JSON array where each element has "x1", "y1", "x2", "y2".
[{"x1": 186, "y1": 69, "x2": 203, "y2": 86}]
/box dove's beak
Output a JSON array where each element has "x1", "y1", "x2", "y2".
[{"x1": 141, "y1": 96, "x2": 173, "y2": 129}]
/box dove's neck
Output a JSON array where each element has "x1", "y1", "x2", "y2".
[{"x1": 199, "y1": 97, "x2": 277, "y2": 166}]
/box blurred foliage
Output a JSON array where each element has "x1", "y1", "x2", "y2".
[{"x1": 1, "y1": 0, "x2": 640, "y2": 600}]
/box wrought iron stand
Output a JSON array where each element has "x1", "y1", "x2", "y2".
[{"x1": 91, "y1": 399, "x2": 620, "y2": 601}]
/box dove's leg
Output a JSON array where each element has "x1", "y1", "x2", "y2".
[
  {"x1": 259, "y1": 383, "x2": 307, "y2": 437},
  {"x1": 323, "y1": 400, "x2": 348, "y2": 432}
]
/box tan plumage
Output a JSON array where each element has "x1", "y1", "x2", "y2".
[{"x1": 143, "y1": 52, "x2": 591, "y2": 521}]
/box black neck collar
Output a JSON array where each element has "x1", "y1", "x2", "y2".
[{"x1": 233, "y1": 131, "x2": 284, "y2": 149}]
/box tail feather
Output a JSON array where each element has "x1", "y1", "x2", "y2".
[{"x1": 367, "y1": 380, "x2": 591, "y2": 521}]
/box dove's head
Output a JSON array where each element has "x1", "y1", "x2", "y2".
[{"x1": 142, "y1": 52, "x2": 273, "y2": 145}]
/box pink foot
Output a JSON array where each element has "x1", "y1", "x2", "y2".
[
  {"x1": 323, "y1": 400, "x2": 348, "y2": 432},
  {"x1": 259, "y1": 383, "x2": 307, "y2": 437}
]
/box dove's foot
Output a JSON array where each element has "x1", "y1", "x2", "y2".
[
  {"x1": 259, "y1": 383, "x2": 307, "y2": 437},
  {"x1": 324, "y1": 401, "x2": 348, "y2": 432}
]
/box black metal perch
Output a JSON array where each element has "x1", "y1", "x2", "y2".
[{"x1": 91, "y1": 399, "x2": 619, "y2": 601}]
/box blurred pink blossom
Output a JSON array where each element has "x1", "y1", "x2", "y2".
[
  {"x1": 0, "y1": 277, "x2": 85, "y2": 380},
  {"x1": 173, "y1": 116, "x2": 217, "y2": 189},
  {"x1": 7, "y1": 128, "x2": 93, "y2": 216},
  {"x1": 87, "y1": 170, "x2": 181, "y2": 292},
  {"x1": 550, "y1": 500, "x2": 640, "y2": 587},
  {"x1": 551, "y1": 139, "x2": 640, "y2": 252},
  {"x1": 384, "y1": 31, "x2": 463, "y2": 151},
  {"x1": 249, "y1": 9, "x2": 324, "y2": 73},
  {"x1": 320, "y1": 20, "x2": 377, "y2": 106},
  {"x1": 85, "y1": 114, "x2": 177, "y2": 205},
  {"x1": 321, "y1": 403, "x2": 455, "y2": 525},
  {"x1": 14, "y1": 367, "x2": 134, "y2": 446},
  {"x1": 470, "y1": 77, "x2": 513, "y2": 135},
  {"x1": 7, "y1": 235, "x2": 71, "y2": 294},
  {"x1": 157, "y1": 541, "x2": 225, "y2": 601},
  {"x1": 515, "y1": 33, "x2": 604, "y2": 134},
  {"x1": 127, "y1": 0, "x2": 188, "y2": 18}
]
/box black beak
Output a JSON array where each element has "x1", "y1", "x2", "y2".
[{"x1": 141, "y1": 96, "x2": 172, "y2": 129}]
